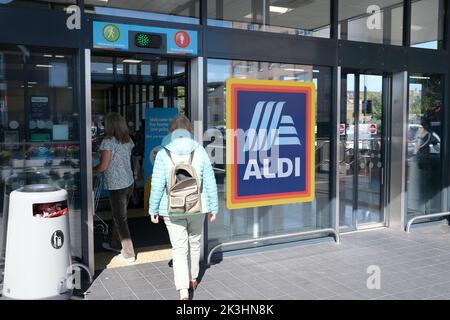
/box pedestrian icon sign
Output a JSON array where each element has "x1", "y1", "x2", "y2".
[{"x1": 103, "y1": 24, "x2": 120, "y2": 42}]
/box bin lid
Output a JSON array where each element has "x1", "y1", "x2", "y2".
[
  {"x1": 4, "y1": 171, "x2": 50, "y2": 194},
  {"x1": 17, "y1": 184, "x2": 60, "y2": 193}
]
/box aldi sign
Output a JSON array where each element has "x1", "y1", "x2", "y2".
[{"x1": 226, "y1": 79, "x2": 316, "y2": 209}]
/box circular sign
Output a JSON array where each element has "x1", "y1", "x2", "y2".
[
  {"x1": 103, "y1": 24, "x2": 120, "y2": 43},
  {"x1": 51, "y1": 230, "x2": 64, "y2": 249},
  {"x1": 339, "y1": 124, "x2": 346, "y2": 136},
  {"x1": 174, "y1": 31, "x2": 190, "y2": 48},
  {"x1": 369, "y1": 124, "x2": 377, "y2": 135},
  {"x1": 9, "y1": 120, "x2": 19, "y2": 130}
]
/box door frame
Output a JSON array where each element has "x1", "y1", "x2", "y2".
[
  {"x1": 83, "y1": 50, "x2": 203, "y2": 274},
  {"x1": 338, "y1": 70, "x2": 391, "y2": 232}
]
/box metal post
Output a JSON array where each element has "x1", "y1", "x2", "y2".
[
  {"x1": 207, "y1": 228, "x2": 340, "y2": 265},
  {"x1": 406, "y1": 212, "x2": 450, "y2": 233},
  {"x1": 80, "y1": 49, "x2": 95, "y2": 276}
]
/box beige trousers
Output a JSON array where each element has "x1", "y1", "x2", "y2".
[{"x1": 163, "y1": 214, "x2": 205, "y2": 291}]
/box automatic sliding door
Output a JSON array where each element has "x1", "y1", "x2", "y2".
[
  {"x1": 339, "y1": 74, "x2": 356, "y2": 230},
  {"x1": 356, "y1": 74, "x2": 384, "y2": 226},
  {"x1": 339, "y1": 73, "x2": 386, "y2": 230}
]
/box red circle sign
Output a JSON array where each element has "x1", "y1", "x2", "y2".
[
  {"x1": 369, "y1": 124, "x2": 377, "y2": 135},
  {"x1": 174, "y1": 31, "x2": 190, "y2": 48},
  {"x1": 339, "y1": 124, "x2": 346, "y2": 135}
]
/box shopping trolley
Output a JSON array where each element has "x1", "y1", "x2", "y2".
[{"x1": 93, "y1": 174, "x2": 109, "y2": 238}]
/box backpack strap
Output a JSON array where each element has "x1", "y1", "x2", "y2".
[
  {"x1": 189, "y1": 147, "x2": 196, "y2": 165},
  {"x1": 163, "y1": 147, "x2": 175, "y2": 166}
]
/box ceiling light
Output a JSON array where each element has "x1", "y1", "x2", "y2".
[
  {"x1": 269, "y1": 6, "x2": 292, "y2": 14},
  {"x1": 284, "y1": 68, "x2": 305, "y2": 72},
  {"x1": 410, "y1": 76, "x2": 430, "y2": 80},
  {"x1": 122, "y1": 59, "x2": 143, "y2": 64},
  {"x1": 43, "y1": 54, "x2": 53, "y2": 58},
  {"x1": 36, "y1": 64, "x2": 53, "y2": 68},
  {"x1": 28, "y1": 82, "x2": 37, "y2": 85},
  {"x1": 55, "y1": 55, "x2": 65, "y2": 58}
]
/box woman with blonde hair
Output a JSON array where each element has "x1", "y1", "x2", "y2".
[
  {"x1": 93, "y1": 112, "x2": 136, "y2": 263},
  {"x1": 149, "y1": 115, "x2": 218, "y2": 300}
]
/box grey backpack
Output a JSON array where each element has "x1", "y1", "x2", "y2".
[{"x1": 164, "y1": 147, "x2": 202, "y2": 214}]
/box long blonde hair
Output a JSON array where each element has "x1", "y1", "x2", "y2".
[{"x1": 104, "y1": 113, "x2": 131, "y2": 144}]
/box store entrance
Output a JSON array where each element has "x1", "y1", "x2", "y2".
[
  {"x1": 339, "y1": 72, "x2": 390, "y2": 231},
  {"x1": 91, "y1": 53, "x2": 189, "y2": 269}
]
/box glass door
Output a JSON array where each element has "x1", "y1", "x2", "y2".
[{"x1": 339, "y1": 72, "x2": 388, "y2": 230}]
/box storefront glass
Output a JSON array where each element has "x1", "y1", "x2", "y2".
[
  {"x1": 206, "y1": 59, "x2": 332, "y2": 251},
  {"x1": 207, "y1": 0, "x2": 331, "y2": 38},
  {"x1": 407, "y1": 73, "x2": 443, "y2": 217},
  {"x1": 411, "y1": 0, "x2": 445, "y2": 50},
  {"x1": 339, "y1": 0, "x2": 403, "y2": 45},
  {"x1": 0, "y1": 45, "x2": 82, "y2": 262},
  {"x1": 6, "y1": 0, "x2": 75, "y2": 10},
  {"x1": 84, "y1": 0, "x2": 200, "y2": 24}
]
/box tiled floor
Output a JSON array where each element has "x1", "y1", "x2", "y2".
[{"x1": 84, "y1": 221, "x2": 450, "y2": 300}]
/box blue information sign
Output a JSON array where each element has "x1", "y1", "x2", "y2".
[
  {"x1": 143, "y1": 108, "x2": 178, "y2": 210},
  {"x1": 93, "y1": 21, "x2": 198, "y2": 56}
]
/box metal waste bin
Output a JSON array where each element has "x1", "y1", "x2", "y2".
[{"x1": 2, "y1": 184, "x2": 72, "y2": 300}]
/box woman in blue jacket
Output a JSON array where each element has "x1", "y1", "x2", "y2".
[{"x1": 149, "y1": 115, "x2": 218, "y2": 300}]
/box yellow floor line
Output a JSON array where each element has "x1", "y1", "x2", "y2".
[{"x1": 95, "y1": 245, "x2": 172, "y2": 270}]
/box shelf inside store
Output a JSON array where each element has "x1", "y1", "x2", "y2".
[{"x1": 0, "y1": 141, "x2": 80, "y2": 146}]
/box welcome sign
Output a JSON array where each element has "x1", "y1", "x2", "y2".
[{"x1": 226, "y1": 79, "x2": 316, "y2": 209}]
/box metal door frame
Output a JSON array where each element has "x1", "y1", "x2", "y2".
[{"x1": 85, "y1": 51, "x2": 200, "y2": 273}]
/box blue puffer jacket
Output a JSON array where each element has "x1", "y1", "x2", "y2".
[{"x1": 148, "y1": 129, "x2": 219, "y2": 217}]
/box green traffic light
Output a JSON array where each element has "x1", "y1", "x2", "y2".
[{"x1": 136, "y1": 33, "x2": 150, "y2": 47}]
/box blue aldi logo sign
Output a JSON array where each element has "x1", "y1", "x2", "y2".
[{"x1": 226, "y1": 79, "x2": 316, "y2": 209}]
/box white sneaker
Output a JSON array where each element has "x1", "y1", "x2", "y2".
[
  {"x1": 179, "y1": 289, "x2": 189, "y2": 300},
  {"x1": 102, "y1": 242, "x2": 121, "y2": 254},
  {"x1": 118, "y1": 254, "x2": 136, "y2": 264}
]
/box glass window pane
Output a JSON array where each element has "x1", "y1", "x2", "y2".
[
  {"x1": 0, "y1": 46, "x2": 82, "y2": 267},
  {"x1": 339, "y1": 0, "x2": 403, "y2": 45},
  {"x1": 174, "y1": 61, "x2": 186, "y2": 75},
  {"x1": 7, "y1": 0, "x2": 75, "y2": 10},
  {"x1": 85, "y1": 0, "x2": 200, "y2": 24},
  {"x1": 208, "y1": 0, "x2": 331, "y2": 38},
  {"x1": 91, "y1": 56, "x2": 113, "y2": 74},
  {"x1": 407, "y1": 74, "x2": 443, "y2": 217},
  {"x1": 411, "y1": 0, "x2": 444, "y2": 50},
  {"x1": 207, "y1": 59, "x2": 332, "y2": 250}
]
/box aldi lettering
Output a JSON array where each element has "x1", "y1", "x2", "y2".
[{"x1": 226, "y1": 79, "x2": 316, "y2": 209}]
